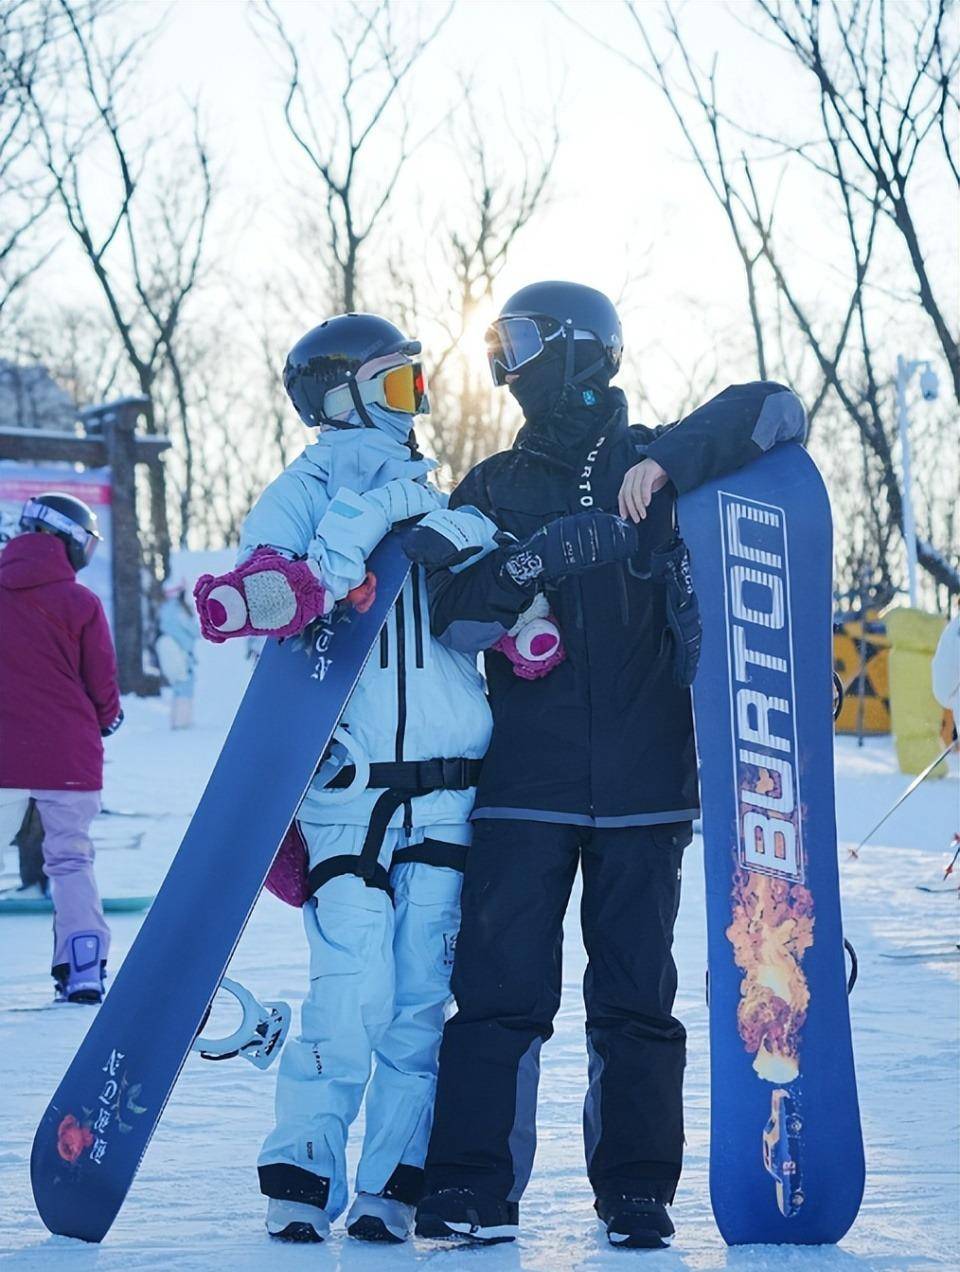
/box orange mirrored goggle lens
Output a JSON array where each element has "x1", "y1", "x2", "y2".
[{"x1": 381, "y1": 362, "x2": 427, "y2": 414}]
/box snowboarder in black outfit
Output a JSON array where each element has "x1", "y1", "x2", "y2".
[{"x1": 403, "y1": 281, "x2": 807, "y2": 1249}]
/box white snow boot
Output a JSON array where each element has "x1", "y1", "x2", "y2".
[
  {"x1": 170, "y1": 697, "x2": 193, "y2": 730},
  {"x1": 264, "y1": 1197, "x2": 330, "y2": 1243},
  {"x1": 346, "y1": 1191, "x2": 414, "y2": 1243}
]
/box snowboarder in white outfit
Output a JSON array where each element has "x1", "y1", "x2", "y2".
[{"x1": 194, "y1": 314, "x2": 492, "y2": 1244}]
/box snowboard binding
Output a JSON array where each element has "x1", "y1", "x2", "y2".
[{"x1": 192, "y1": 978, "x2": 290, "y2": 1070}]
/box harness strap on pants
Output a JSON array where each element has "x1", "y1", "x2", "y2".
[
  {"x1": 392, "y1": 839, "x2": 467, "y2": 872},
  {"x1": 304, "y1": 758, "x2": 481, "y2": 900},
  {"x1": 305, "y1": 789, "x2": 407, "y2": 898}
]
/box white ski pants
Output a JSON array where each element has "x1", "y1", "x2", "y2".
[{"x1": 258, "y1": 820, "x2": 465, "y2": 1221}]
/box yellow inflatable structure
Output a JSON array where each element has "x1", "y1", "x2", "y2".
[
  {"x1": 833, "y1": 616, "x2": 891, "y2": 735},
  {"x1": 885, "y1": 607, "x2": 949, "y2": 776}
]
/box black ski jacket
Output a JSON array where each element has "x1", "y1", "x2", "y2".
[{"x1": 429, "y1": 381, "x2": 806, "y2": 827}]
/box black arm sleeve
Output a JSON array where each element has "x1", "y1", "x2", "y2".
[
  {"x1": 640, "y1": 381, "x2": 807, "y2": 494},
  {"x1": 426, "y1": 465, "x2": 532, "y2": 651}
]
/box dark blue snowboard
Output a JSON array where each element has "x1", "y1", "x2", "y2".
[
  {"x1": 679, "y1": 444, "x2": 864, "y2": 1245},
  {"x1": 30, "y1": 535, "x2": 411, "y2": 1243}
]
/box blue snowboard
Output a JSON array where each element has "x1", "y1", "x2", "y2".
[
  {"x1": 30, "y1": 535, "x2": 411, "y2": 1243},
  {"x1": 678, "y1": 444, "x2": 864, "y2": 1245}
]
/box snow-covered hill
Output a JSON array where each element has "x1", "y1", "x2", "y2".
[{"x1": 1, "y1": 624, "x2": 957, "y2": 1270}]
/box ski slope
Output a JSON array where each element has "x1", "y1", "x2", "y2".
[{"x1": 1, "y1": 623, "x2": 957, "y2": 1270}]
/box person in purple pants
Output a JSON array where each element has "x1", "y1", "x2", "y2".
[{"x1": 0, "y1": 492, "x2": 123, "y2": 1003}]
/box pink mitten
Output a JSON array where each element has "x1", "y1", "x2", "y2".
[
  {"x1": 194, "y1": 548, "x2": 333, "y2": 643},
  {"x1": 264, "y1": 822, "x2": 309, "y2": 907},
  {"x1": 493, "y1": 600, "x2": 566, "y2": 680}
]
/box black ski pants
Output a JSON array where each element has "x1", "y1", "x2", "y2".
[{"x1": 424, "y1": 817, "x2": 691, "y2": 1207}]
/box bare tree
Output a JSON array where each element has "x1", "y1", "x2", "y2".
[
  {"x1": 753, "y1": 0, "x2": 960, "y2": 403},
  {"x1": 2, "y1": 0, "x2": 215, "y2": 553},
  {"x1": 0, "y1": 1, "x2": 58, "y2": 329},
  {"x1": 255, "y1": 0, "x2": 453, "y2": 313},
  {"x1": 559, "y1": 0, "x2": 958, "y2": 600},
  {"x1": 415, "y1": 84, "x2": 559, "y2": 482}
]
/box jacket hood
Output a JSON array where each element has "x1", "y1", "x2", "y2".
[
  {"x1": 290, "y1": 423, "x2": 437, "y2": 496},
  {"x1": 0, "y1": 533, "x2": 75, "y2": 590}
]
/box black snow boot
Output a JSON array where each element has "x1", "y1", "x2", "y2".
[
  {"x1": 415, "y1": 1187, "x2": 519, "y2": 1243},
  {"x1": 596, "y1": 1194, "x2": 675, "y2": 1249}
]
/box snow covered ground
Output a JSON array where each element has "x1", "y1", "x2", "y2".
[{"x1": 1, "y1": 627, "x2": 958, "y2": 1271}]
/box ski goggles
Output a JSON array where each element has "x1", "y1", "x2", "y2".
[
  {"x1": 323, "y1": 360, "x2": 429, "y2": 420},
  {"x1": 485, "y1": 316, "x2": 604, "y2": 386},
  {"x1": 20, "y1": 499, "x2": 101, "y2": 566}
]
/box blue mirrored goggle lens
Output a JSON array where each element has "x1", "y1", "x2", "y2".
[{"x1": 485, "y1": 317, "x2": 544, "y2": 377}]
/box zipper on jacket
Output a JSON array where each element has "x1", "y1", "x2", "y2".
[
  {"x1": 394, "y1": 590, "x2": 407, "y2": 761},
  {"x1": 411, "y1": 563, "x2": 425, "y2": 668},
  {"x1": 379, "y1": 624, "x2": 389, "y2": 668}
]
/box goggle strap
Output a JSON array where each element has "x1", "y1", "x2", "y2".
[
  {"x1": 347, "y1": 376, "x2": 378, "y2": 430},
  {"x1": 22, "y1": 500, "x2": 95, "y2": 546}
]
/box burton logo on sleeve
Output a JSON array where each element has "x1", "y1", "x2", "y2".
[{"x1": 720, "y1": 491, "x2": 813, "y2": 1218}]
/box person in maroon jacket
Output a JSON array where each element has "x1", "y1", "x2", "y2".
[{"x1": 0, "y1": 492, "x2": 123, "y2": 1002}]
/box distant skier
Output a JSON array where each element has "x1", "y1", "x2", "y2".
[
  {"x1": 403, "y1": 281, "x2": 807, "y2": 1249},
  {"x1": 193, "y1": 315, "x2": 491, "y2": 1245},
  {"x1": 156, "y1": 578, "x2": 198, "y2": 728},
  {"x1": 0, "y1": 493, "x2": 123, "y2": 1002}
]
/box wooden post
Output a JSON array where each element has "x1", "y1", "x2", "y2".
[
  {"x1": 104, "y1": 403, "x2": 144, "y2": 693},
  {"x1": 0, "y1": 399, "x2": 171, "y2": 695}
]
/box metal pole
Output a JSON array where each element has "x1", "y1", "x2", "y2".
[
  {"x1": 896, "y1": 354, "x2": 919, "y2": 608},
  {"x1": 856, "y1": 568, "x2": 868, "y2": 747}
]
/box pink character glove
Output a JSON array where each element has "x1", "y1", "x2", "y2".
[
  {"x1": 194, "y1": 548, "x2": 334, "y2": 644},
  {"x1": 493, "y1": 596, "x2": 566, "y2": 680}
]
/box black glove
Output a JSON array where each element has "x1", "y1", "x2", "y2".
[
  {"x1": 503, "y1": 511, "x2": 640, "y2": 590},
  {"x1": 100, "y1": 709, "x2": 124, "y2": 738},
  {"x1": 651, "y1": 537, "x2": 701, "y2": 688}
]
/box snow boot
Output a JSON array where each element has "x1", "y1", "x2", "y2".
[
  {"x1": 52, "y1": 932, "x2": 106, "y2": 1004},
  {"x1": 265, "y1": 1198, "x2": 329, "y2": 1243},
  {"x1": 595, "y1": 1194, "x2": 675, "y2": 1249},
  {"x1": 345, "y1": 1191, "x2": 413, "y2": 1243},
  {"x1": 171, "y1": 697, "x2": 193, "y2": 729},
  {"x1": 415, "y1": 1187, "x2": 519, "y2": 1243}
]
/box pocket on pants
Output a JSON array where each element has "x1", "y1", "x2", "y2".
[
  {"x1": 306, "y1": 877, "x2": 390, "y2": 981},
  {"x1": 650, "y1": 821, "x2": 694, "y2": 853},
  {"x1": 392, "y1": 863, "x2": 462, "y2": 983}
]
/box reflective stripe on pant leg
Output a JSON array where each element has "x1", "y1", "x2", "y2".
[
  {"x1": 507, "y1": 1036, "x2": 543, "y2": 1202},
  {"x1": 31, "y1": 790, "x2": 107, "y2": 970},
  {"x1": 584, "y1": 1033, "x2": 604, "y2": 1174},
  {"x1": 259, "y1": 824, "x2": 396, "y2": 1221},
  {"x1": 357, "y1": 834, "x2": 465, "y2": 1199}
]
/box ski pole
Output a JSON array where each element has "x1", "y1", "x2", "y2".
[
  {"x1": 942, "y1": 832, "x2": 960, "y2": 882},
  {"x1": 849, "y1": 740, "x2": 955, "y2": 858}
]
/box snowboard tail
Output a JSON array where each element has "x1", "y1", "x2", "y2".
[
  {"x1": 30, "y1": 535, "x2": 411, "y2": 1243},
  {"x1": 679, "y1": 445, "x2": 864, "y2": 1245}
]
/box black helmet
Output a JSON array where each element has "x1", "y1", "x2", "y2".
[
  {"x1": 486, "y1": 281, "x2": 623, "y2": 388},
  {"x1": 283, "y1": 313, "x2": 423, "y2": 430},
  {"x1": 19, "y1": 491, "x2": 101, "y2": 571}
]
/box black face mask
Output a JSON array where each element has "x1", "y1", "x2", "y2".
[{"x1": 508, "y1": 338, "x2": 610, "y2": 450}]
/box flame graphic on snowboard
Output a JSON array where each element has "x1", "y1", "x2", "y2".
[{"x1": 728, "y1": 764, "x2": 815, "y2": 1216}]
